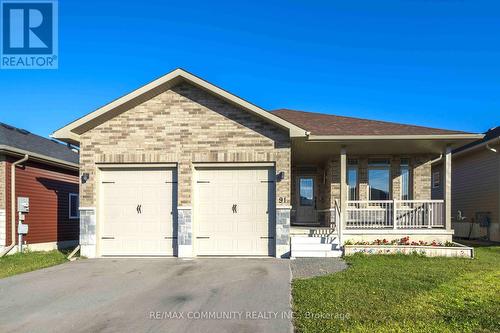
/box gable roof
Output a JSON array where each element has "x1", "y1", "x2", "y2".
[
  {"x1": 52, "y1": 68, "x2": 307, "y2": 144},
  {"x1": 0, "y1": 123, "x2": 79, "y2": 167},
  {"x1": 271, "y1": 109, "x2": 476, "y2": 138}
]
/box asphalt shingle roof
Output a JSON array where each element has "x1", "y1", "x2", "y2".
[
  {"x1": 271, "y1": 109, "x2": 470, "y2": 136},
  {"x1": 0, "y1": 123, "x2": 79, "y2": 164}
]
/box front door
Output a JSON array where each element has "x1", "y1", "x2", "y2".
[{"x1": 295, "y1": 177, "x2": 316, "y2": 224}]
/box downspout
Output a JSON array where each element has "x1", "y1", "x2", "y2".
[
  {"x1": 430, "y1": 154, "x2": 443, "y2": 164},
  {"x1": 485, "y1": 137, "x2": 499, "y2": 153},
  {"x1": 67, "y1": 245, "x2": 80, "y2": 261},
  {"x1": 0, "y1": 154, "x2": 28, "y2": 257}
]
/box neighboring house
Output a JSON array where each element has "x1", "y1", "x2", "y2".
[
  {"x1": 0, "y1": 123, "x2": 79, "y2": 254},
  {"x1": 432, "y1": 126, "x2": 500, "y2": 242},
  {"x1": 52, "y1": 69, "x2": 482, "y2": 258}
]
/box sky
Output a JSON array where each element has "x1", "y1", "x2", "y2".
[{"x1": 0, "y1": 0, "x2": 499, "y2": 138}]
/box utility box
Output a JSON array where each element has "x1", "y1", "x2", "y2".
[
  {"x1": 17, "y1": 197, "x2": 29, "y2": 213},
  {"x1": 18, "y1": 222, "x2": 28, "y2": 234}
]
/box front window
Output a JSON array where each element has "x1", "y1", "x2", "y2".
[
  {"x1": 347, "y1": 164, "x2": 358, "y2": 200},
  {"x1": 400, "y1": 158, "x2": 411, "y2": 200},
  {"x1": 299, "y1": 177, "x2": 314, "y2": 206},
  {"x1": 368, "y1": 159, "x2": 390, "y2": 200},
  {"x1": 432, "y1": 171, "x2": 440, "y2": 189}
]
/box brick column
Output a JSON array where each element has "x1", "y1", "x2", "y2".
[{"x1": 275, "y1": 206, "x2": 291, "y2": 258}]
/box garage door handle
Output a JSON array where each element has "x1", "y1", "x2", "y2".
[
  {"x1": 101, "y1": 237, "x2": 115, "y2": 240},
  {"x1": 196, "y1": 236, "x2": 210, "y2": 239},
  {"x1": 164, "y1": 236, "x2": 177, "y2": 239}
]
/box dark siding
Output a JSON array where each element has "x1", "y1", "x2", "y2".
[
  {"x1": 5, "y1": 158, "x2": 79, "y2": 246},
  {"x1": 431, "y1": 163, "x2": 444, "y2": 200}
]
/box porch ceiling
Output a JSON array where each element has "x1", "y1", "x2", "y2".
[{"x1": 292, "y1": 137, "x2": 478, "y2": 164}]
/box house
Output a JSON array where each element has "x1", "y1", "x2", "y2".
[
  {"x1": 0, "y1": 123, "x2": 80, "y2": 255},
  {"x1": 432, "y1": 126, "x2": 499, "y2": 242},
  {"x1": 52, "y1": 69, "x2": 482, "y2": 258}
]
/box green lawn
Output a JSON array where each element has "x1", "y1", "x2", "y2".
[
  {"x1": 0, "y1": 250, "x2": 68, "y2": 279},
  {"x1": 292, "y1": 246, "x2": 500, "y2": 333}
]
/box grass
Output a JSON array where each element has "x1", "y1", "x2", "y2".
[
  {"x1": 292, "y1": 246, "x2": 500, "y2": 333},
  {"x1": 0, "y1": 250, "x2": 68, "y2": 279}
]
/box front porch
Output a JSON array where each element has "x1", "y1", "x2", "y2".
[{"x1": 288, "y1": 137, "x2": 454, "y2": 256}]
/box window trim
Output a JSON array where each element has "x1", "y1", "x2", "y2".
[{"x1": 69, "y1": 193, "x2": 79, "y2": 219}]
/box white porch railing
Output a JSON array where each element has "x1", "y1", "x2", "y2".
[{"x1": 346, "y1": 200, "x2": 444, "y2": 229}]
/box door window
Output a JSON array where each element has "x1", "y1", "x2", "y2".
[{"x1": 299, "y1": 178, "x2": 314, "y2": 206}]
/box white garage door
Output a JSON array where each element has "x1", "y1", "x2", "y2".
[
  {"x1": 99, "y1": 168, "x2": 176, "y2": 256},
  {"x1": 195, "y1": 167, "x2": 275, "y2": 256}
]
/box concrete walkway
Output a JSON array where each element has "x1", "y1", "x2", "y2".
[{"x1": 0, "y1": 258, "x2": 292, "y2": 333}]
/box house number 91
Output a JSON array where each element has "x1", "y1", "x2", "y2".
[{"x1": 278, "y1": 197, "x2": 287, "y2": 203}]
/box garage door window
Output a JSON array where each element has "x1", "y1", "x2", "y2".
[{"x1": 69, "y1": 193, "x2": 79, "y2": 219}]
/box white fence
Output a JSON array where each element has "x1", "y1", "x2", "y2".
[{"x1": 346, "y1": 200, "x2": 444, "y2": 229}]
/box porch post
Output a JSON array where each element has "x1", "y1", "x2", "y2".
[
  {"x1": 444, "y1": 145, "x2": 452, "y2": 231},
  {"x1": 340, "y1": 147, "x2": 347, "y2": 245}
]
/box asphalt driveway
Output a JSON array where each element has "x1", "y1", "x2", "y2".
[{"x1": 0, "y1": 258, "x2": 292, "y2": 333}]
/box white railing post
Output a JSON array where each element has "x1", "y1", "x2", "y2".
[
  {"x1": 444, "y1": 146, "x2": 452, "y2": 231},
  {"x1": 339, "y1": 147, "x2": 347, "y2": 245},
  {"x1": 393, "y1": 200, "x2": 397, "y2": 229},
  {"x1": 428, "y1": 202, "x2": 433, "y2": 228}
]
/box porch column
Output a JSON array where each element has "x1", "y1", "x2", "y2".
[
  {"x1": 339, "y1": 147, "x2": 347, "y2": 244},
  {"x1": 444, "y1": 145, "x2": 452, "y2": 231}
]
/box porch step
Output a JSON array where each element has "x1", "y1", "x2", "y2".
[
  {"x1": 292, "y1": 249, "x2": 343, "y2": 258},
  {"x1": 292, "y1": 242, "x2": 340, "y2": 251},
  {"x1": 291, "y1": 236, "x2": 339, "y2": 244},
  {"x1": 291, "y1": 236, "x2": 342, "y2": 258}
]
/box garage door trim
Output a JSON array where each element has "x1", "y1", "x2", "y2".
[
  {"x1": 193, "y1": 164, "x2": 276, "y2": 257},
  {"x1": 97, "y1": 165, "x2": 178, "y2": 257}
]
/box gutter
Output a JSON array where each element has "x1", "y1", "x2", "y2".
[
  {"x1": 0, "y1": 145, "x2": 78, "y2": 171},
  {"x1": 306, "y1": 133, "x2": 484, "y2": 142},
  {"x1": 0, "y1": 154, "x2": 28, "y2": 257},
  {"x1": 452, "y1": 136, "x2": 500, "y2": 157}
]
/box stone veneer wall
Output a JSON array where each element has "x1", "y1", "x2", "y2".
[
  {"x1": 79, "y1": 208, "x2": 96, "y2": 258},
  {"x1": 78, "y1": 82, "x2": 291, "y2": 257}
]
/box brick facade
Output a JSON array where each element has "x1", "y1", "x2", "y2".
[{"x1": 79, "y1": 82, "x2": 291, "y2": 208}]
